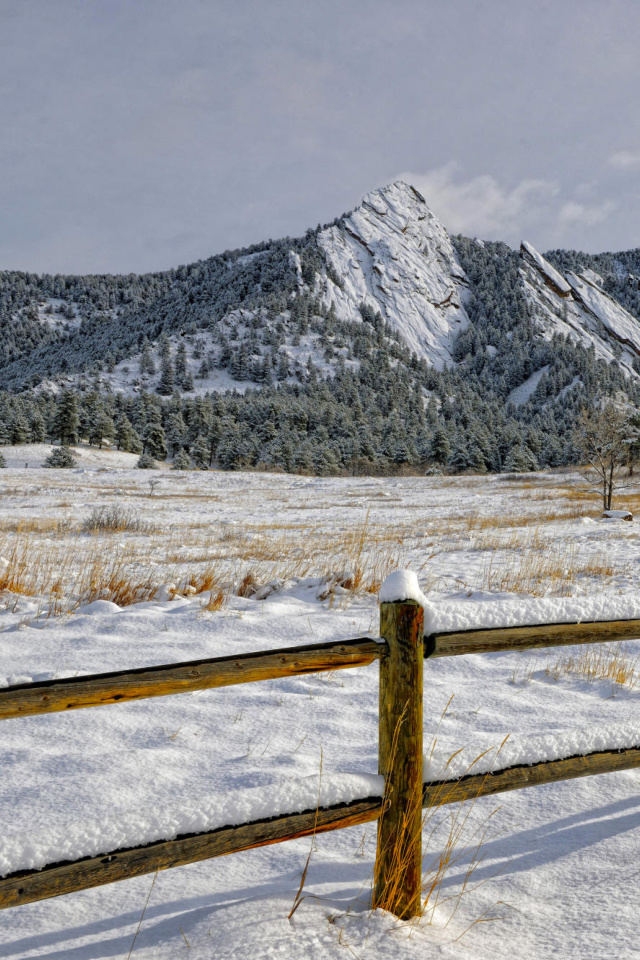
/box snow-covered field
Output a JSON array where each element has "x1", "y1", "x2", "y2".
[{"x1": 2, "y1": 447, "x2": 640, "y2": 958}]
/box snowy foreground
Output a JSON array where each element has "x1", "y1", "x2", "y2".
[{"x1": 3, "y1": 448, "x2": 640, "y2": 958}]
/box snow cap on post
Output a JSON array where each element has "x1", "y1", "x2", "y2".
[{"x1": 379, "y1": 570, "x2": 426, "y2": 606}]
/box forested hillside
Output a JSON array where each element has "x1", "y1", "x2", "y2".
[{"x1": 1, "y1": 182, "x2": 640, "y2": 475}]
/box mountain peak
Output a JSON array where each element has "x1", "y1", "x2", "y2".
[{"x1": 317, "y1": 181, "x2": 468, "y2": 366}]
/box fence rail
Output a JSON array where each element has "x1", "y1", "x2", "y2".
[
  {"x1": 3, "y1": 742, "x2": 640, "y2": 912},
  {"x1": 2, "y1": 600, "x2": 640, "y2": 918},
  {"x1": 0, "y1": 638, "x2": 382, "y2": 721}
]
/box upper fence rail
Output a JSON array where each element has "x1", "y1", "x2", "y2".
[{"x1": 3, "y1": 615, "x2": 640, "y2": 720}]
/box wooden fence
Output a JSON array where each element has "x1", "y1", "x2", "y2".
[{"x1": 2, "y1": 603, "x2": 640, "y2": 918}]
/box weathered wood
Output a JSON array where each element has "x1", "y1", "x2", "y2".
[
  {"x1": 3, "y1": 743, "x2": 640, "y2": 911},
  {"x1": 0, "y1": 638, "x2": 383, "y2": 721},
  {"x1": 374, "y1": 600, "x2": 424, "y2": 920},
  {"x1": 423, "y1": 744, "x2": 640, "y2": 806},
  {"x1": 0, "y1": 796, "x2": 383, "y2": 911},
  {"x1": 426, "y1": 618, "x2": 640, "y2": 659}
]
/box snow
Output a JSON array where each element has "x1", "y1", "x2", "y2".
[
  {"x1": 566, "y1": 271, "x2": 640, "y2": 355},
  {"x1": 423, "y1": 594, "x2": 640, "y2": 635},
  {"x1": 520, "y1": 241, "x2": 572, "y2": 296},
  {"x1": 520, "y1": 247, "x2": 640, "y2": 379},
  {"x1": 379, "y1": 569, "x2": 427, "y2": 605},
  {"x1": 0, "y1": 772, "x2": 383, "y2": 878},
  {"x1": 3, "y1": 465, "x2": 640, "y2": 956},
  {"x1": 318, "y1": 181, "x2": 470, "y2": 368},
  {"x1": 507, "y1": 365, "x2": 549, "y2": 406},
  {"x1": 426, "y1": 722, "x2": 640, "y2": 780}
]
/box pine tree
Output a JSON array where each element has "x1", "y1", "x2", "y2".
[
  {"x1": 43, "y1": 446, "x2": 76, "y2": 468},
  {"x1": 10, "y1": 413, "x2": 29, "y2": 444},
  {"x1": 172, "y1": 448, "x2": 192, "y2": 470},
  {"x1": 191, "y1": 435, "x2": 209, "y2": 469},
  {"x1": 0, "y1": 451, "x2": 6, "y2": 468},
  {"x1": 115, "y1": 415, "x2": 141, "y2": 452},
  {"x1": 144, "y1": 423, "x2": 168, "y2": 460},
  {"x1": 30, "y1": 412, "x2": 46, "y2": 443},
  {"x1": 136, "y1": 452, "x2": 157, "y2": 469},
  {"x1": 51, "y1": 391, "x2": 79, "y2": 445},
  {"x1": 139, "y1": 338, "x2": 156, "y2": 376},
  {"x1": 157, "y1": 337, "x2": 175, "y2": 395}
]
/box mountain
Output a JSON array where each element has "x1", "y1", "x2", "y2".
[{"x1": 1, "y1": 180, "x2": 640, "y2": 475}]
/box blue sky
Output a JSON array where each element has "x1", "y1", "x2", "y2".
[{"x1": 1, "y1": 0, "x2": 639, "y2": 273}]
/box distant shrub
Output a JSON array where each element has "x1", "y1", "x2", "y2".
[
  {"x1": 43, "y1": 446, "x2": 76, "y2": 468},
  {"x1": 172, "y1": 449, "x2": 192, "y2": 470},
  {"x1": 81, "y1": 504, "x2": 149, "y2": 533},
  {"x1": 136, "y1": 452, "x2": 157, "y2": 469},
  {"x1": 0, "y1": 452, "x2": 6, "y2": 468}
]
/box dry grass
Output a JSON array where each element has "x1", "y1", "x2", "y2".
[
  {"x1": 545, "y1": 643, "x2": 639, "y2": 690},
  {"x1": 480, "y1": 543, "x2": 620, "y2": 596},
  {"x1": 370, "y1": 700, "x2": 502, "y2": 929},
  {"x1": 80, "y1": 504, "x2": 152, "y2": 534}
]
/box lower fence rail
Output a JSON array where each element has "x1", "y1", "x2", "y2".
[{"x1": 3, "y1": 743, "x2": 640, "y2": 911}]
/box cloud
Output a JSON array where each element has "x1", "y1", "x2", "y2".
[
  {"x1": 400, "y1": 165, "x2": 616, "y2": 244},
  {"x1": 401, "y1": 164, "x2": 559, "y2": 240},
  {"x1": 608, "y1": 150, "x2": 640, "y2": 169},
  {"x1": 558, "y1": 200, "x2": 616, "y2": 227}
]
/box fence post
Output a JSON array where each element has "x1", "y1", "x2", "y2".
[{"x1": 374, "y1": 599, "x2": 424, "y2": 919}]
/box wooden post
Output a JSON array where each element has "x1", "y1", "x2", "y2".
[{"x1": 374, "y1": 599, "x2": 424, "y2": 919}]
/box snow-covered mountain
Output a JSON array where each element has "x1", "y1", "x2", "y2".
[
  {"x1": 519, "y1": 240, "x2": 640, "y2": 375},
  {"x1": 2, "y1": 178, "x2": 640, "y2": 401},
  {"x1": 318, "y1": 181, "x2": 469, "y2": 367}
]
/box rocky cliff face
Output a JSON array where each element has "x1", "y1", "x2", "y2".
[
  {"x1": 519, "y1": 241, "x2": 640, "y2": 376},
  {"x1": 317, "y1": 181, "x2": 470, "y2": 367}
]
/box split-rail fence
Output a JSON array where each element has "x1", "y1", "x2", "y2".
[{"x1": 2, "y1": 600, "x2": 640, "y2": 918}]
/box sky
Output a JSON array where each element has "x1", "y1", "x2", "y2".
[{"x1": 1, "y1": 0, "x2": 640, "y2": 275}]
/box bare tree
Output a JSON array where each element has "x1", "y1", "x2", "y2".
[{"x1": 574, "y1": 404, "x2": 638, "y2": 510}]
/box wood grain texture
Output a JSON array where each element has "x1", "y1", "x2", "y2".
[
  {"x1": 426, "y1": 618, "x2": 640, "y2": 658},
  {"x1": 3, "y1": 745, "x2": 640, "y2": 911},
  {"x1": 0, "y1": 638, "x2": 383, "y2": 720},
  {"x1": 0, "y1": 797, "x2": 383, "y2": 911},
  {"x1": 422, "y1": 745, "x2": 640, "y2": 807},
  {"x1": 374, "y1": 600, "x2": 424, "y2": 920}
]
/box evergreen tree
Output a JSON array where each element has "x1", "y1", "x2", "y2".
[
  {"x1": 0, "y1": 451, "x2": 6, "y2": 468},
  {"x1": 191, "y1": 435, "x2": 209, "y2": 469},
  {"x1": 144, "y1": 423, "x2": 168, "y2": 460},
  {"x1": 30, "y1": 412, "x2": 46, "y2": 443},
  {"x1": 115, "y1": 414, "x2": 141, "y2": 452},
  {"x1": 139, "y1": 338, "x2": 156, "y2": 376},
  {"x1": 136, "y1": 452, "x2": 157, "y2": 469},
  {"x1": 10, "y1": 413, "x2": 29, "y2": 444},
  {"x1": 51, "y1": 391, "x2": 79, "y2": 445},
  {"x1": 157, "y1": 337, "x2": 175, "y2": 395},
  {"x1": 172, "y1": 448, "x2": 192, "y2": 470},
  {"x1": 43, "y1": 445, "x2": 76, "y2": 468}
]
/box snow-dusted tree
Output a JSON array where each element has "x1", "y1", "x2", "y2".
[
  {"x1": 174, "y1": 342, "x2": 190, "y2": 389},
  {"x1": 0, "y1": 451, "x2": 6, "y2": 468},
  {"x1": 51, "y1": 391, "x2": 79, "y2": 445},
  {"x1": 88, "y1": 407, "x2": 116, "y2": 448},
  {"x1": 574, "y1": 404, "x2": 636, "y2": 510},
  {"x1": 503, "y1": 443, "x2": 539, "y2": 473},
  {"x1": 136, "y1": 452, "x2": 157, "y2": 469},
  {"x1": 144, "y1": 423, "x2": 168, "y2": 461},
  {"x1": 172, "y1": 448, "x2": 192, "y2": 470},
  {"x1": 166, "y1": 412, "x2": 187, "y2": 456},
  {"x1": 10, "y1": 413, "x2": 29, "y2": 445},
  {"x1": 139, "y1": 338, "x2": 156, "y2": 376},
  {"x1": 191, "y1": 435, "x2": 209, "y2": 469},
  {"x1": 30, "y1": 412, "x2": 46, "y2": 443},
  {"x1": 43, "y1": 445, "x2": 77, "y2": 468},
  {"x1": 115, "y1": 414, "x2": 141, "y2": 452},
  {"x1": 430, "y1": 428, "x2": 450, "y2": 466},
  {"x1": 157, "y1": 337, "x2": 175, "y2": 395}
]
